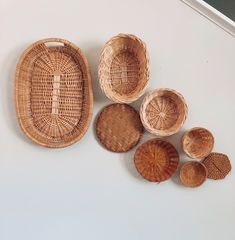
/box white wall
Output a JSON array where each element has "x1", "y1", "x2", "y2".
[{"x1": 0, "y1": 0, "x2": 234, "y2": 239}]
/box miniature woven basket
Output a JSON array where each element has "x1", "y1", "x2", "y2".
[
  {"x1": 180, "y1": 161, "x2": 207, "y2": 187},
  {"x1": 140, "y1": 88, "x2": 188, "y2": 136},
  {"x1": 134, "y1": 139, "x2": 179, "y2": 182},
  {"x1": 15, "y1": 38, "x2": 93, "y2": 148},
  {"x1": 98, "y1": 33, "x2": 149, "y2": 103},
  {"x1": 182, "y1": 127, "x2": 214, "y2": 159}
]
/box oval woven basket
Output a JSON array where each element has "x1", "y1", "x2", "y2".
[
  {"x1": 15, "y1": 38, "x2": 93, "y2": 148},
  {"x1": 140, "y1": 88, "x2": 188, "y2": 136},
  {"x1": 98, "y1": 33, "x2": 149, "y2": 103},
  {"x1": 180, "y1": 161, "x2": 207, "y2": 187},
  {"x1": 182, "y1": 127, "x2": 214, "y2": 159},
  {"x1": 134, "y1": 139, "x2": 179, "y2": 182}
]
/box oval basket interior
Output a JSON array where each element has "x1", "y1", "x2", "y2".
[
  {"x1": 15, "y1": 38, "x2": 93, "y2": 148},
  {"x1": 99, "y1": 34, "x2": 149, "y2": 103}
]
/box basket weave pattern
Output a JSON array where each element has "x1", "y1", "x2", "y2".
[
  {"x1": 99, "y1": 34, "x2": 149, "y2": 103},
  {"x1": 15, "y1": 38, "x2": 93, "y2": 148}
]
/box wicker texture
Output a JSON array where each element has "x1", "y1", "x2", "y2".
[
  {"x1": 182, "y1": 127, "x2": 214, "y2": 159},
  {"x1": 140, "y1": 88, "x2": 188, "y2": 136},
  {"x1": 96, "y1": 104, "x2": 143, "y2": 152},
  {"x1": 134, "y1": 139, "x2": 179, "y2": 182},
  {"x1": 203, "y1": 152, "x2": 231, "y2": 179},
  {"x1": 99, "y1": 34, "x2": 149, "y2": 103},
  {"x1": 15, "y1": 38, "x2": 93, "y2": 148},
  {"x1": 180, "y1": 161, "x2": 207, "y2": 187}
]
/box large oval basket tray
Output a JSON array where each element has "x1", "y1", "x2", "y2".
[{"x1": 15, "y1": 38, "x2": 93, "y2": 148}]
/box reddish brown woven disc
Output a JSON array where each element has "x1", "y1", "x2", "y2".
[
  {"x1": 180, "y1": 161, "x2": 207, "y2": 187},
  {"x1": 203, "y1": 152, "x2": 232, "y2": 180},
  {"x1": 96, "y1": 104, "x2": 143, "y2": 152},
  {"x1": 134, "y1": 139, "x2": 179, "y2": 182}
]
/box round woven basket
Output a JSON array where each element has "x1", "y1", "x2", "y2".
[
  {"x1": 140, "y1": 88, "x2": 188, "y2": 136},
  {"x1": 98, "y1": 33, "x2": 149, "y2": 103},
  {"x1": 180, "y1": 161, "x2": 207, "y2": 187},
  {"x1": 15, "y1": 38, "x2": 93, "y2": 148},
  {"x1": 134, "y1": 139, "x2": 179, "y2": 182},
  {"x1": 182, "y1": 127, "x2": 214, "y2": 159}
]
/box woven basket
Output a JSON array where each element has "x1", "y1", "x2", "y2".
[
  {"x1": 140, "y1": 88, "x2": 188, "y2": 136},
  {"x1": 134, "y1": 139, "x2": 179, "y2": 182},
  {"x1": 182, "y1": 127, "x2": 214, "y2": 159},
  {"x1": 98, "y1": 34, "x2": 149, "y2": 103},
  {"x1": 180, "y1": 161, "x2": 207, "y2": 187},
  {"x1": 15, "y1": 38, "x2": 93, "y2": 148},
  {"x1": 203, "y1": 152, "x2": 231, "y2": 180}
]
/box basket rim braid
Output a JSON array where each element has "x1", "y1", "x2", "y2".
[
  {"x1": 180, "y1": 161, "x2": 207, "y2": 187},
  {"x1": 98, "y1": 33, "x2": 149, "y2": 103},
  {"x1": 182, "y1": 127, "x2": 214, "y2": 159},
  {"x1": 15, "y1": 38, "x2": 93, "y2": 148},
  {"x1": 134, "y1": 138, "x2": 180, "y2": 182},
  {"x1": 140, "y1": 88, "x2": 188, "y2": 137}
]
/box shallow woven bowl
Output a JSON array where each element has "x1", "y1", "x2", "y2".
[
  {"x1": 180, "y1": 161, "x2": 207, "y2": 187},
  {"x1": 134, "y1": 139, "x2": 179, "y2": 182},
  {"x1": 182, "y1": 127, "x2": 214, "y2": 159},
  {"x1": 15, "y1": 38, "x2": 93, "y2": 148},
  {"x1": 99, "y1": 33, "x2": 149, "y2": 103},
  {"x1": 140, "y1": 88, "x2": 188, "y2": 136}
]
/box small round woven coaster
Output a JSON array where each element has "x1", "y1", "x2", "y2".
[
  {"x1": 202, "y1": 152, "x2": 231, "y2": 180},
  {"x1": 96, "y1": 103, "x2": 143, "y2": 152},
  {"x1": 134, "y1": 139, "x2": 179, "y2": 182}
]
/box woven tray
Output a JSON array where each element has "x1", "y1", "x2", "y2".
[
  {"x1": 15, "y1": 38, "x2": 93, "y2": 148},
  {"x1": 140, "y1": 88, "x2": 188, "y2": 136},
  {"x1": 99, "y1": 34, "x2": 149, "y2": 103},
  {"x1": 182, "y1": 127, "x2": 214, "y2": 159},
  {"x1": 180, "y1": 161, "x2": 207, "y2": 187},
  {"x1": 134, "y1": 139, "x2": 179, "y2": 182},
  {"x1": 203, "y1": 152, "x2": 231, "y2": 180},
  {"x1": 96, "y1": 104, "x2": 143, "y2": 152}
]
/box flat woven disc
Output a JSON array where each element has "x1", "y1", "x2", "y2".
[
  {"x1": 96, "y1": 104, "x2": 143, "y2": 152},
  {"x1": 134, "y1": 139, "x2": 179, "y2": 182},
  {"x1": 202, "y1": 152, "x2": 231, "y2": 180}
]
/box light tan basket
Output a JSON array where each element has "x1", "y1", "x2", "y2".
[
  {"x1": 98, "y1": 33, "x2": 149, "y2": 103},
  {"x1": 182, "y1": 127, "x2": 214, "y2": 159},
  {"x1": 15, "y1": 38, "x2": 93, "y2": 148},
  {"x1": 140, "y1": 88, "x2": 188, "y2": 136},
  {"x1": 180, "y1": 161, "x2": 207, "y2": 187}
]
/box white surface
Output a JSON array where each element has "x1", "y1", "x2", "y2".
[{"x1": 0, "y1": 0, "x2": 234, "y2": 240}]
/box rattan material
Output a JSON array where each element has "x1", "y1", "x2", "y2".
[
  {"x1": 140, "y1": 88, "x2": 188, "y2": 136},
  {"x1": 98, "y1": 34, "x2": 149, "y2": 103},
  {"x1": 180, "y1": 161, "x2": 207, "y2": 187},
  {"x1": 134, "y1": 139, "x2": 179, "y2": 182},
  {"x1": 96, "y1": 104, "x2": 143, "y2": 152},
  {"x1": 15, "y1": 38, "x2": 93, "y2": 148},
  {"x1": 203, "y1": 152, "x2": 231, "y2": 180},
  {"x1": 182, "y1": 127, "x2": 214, "y2": 159}
]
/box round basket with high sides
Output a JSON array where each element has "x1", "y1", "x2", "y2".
[
  {"x1": 182, "y1": 127, "x2": 214, "y2": 159},
  {"x1": 140, "y1": 88, "x2": 188, "y2": 137},
  {"x1": 15, "y1": 38, "x2": 93, "y2": 148},
  {"x1": 99, "y1": 34, "x2": 149, "y2": 103}
]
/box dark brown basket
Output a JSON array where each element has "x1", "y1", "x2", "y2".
[{"x1": 15, "y1": 38, "x2": 93, "y2": 148}]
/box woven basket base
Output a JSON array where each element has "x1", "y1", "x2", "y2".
[
  {"x1": 96, "y1": 104, "x2": 143, "y2": 152},
  {"x1": 203, "y1": 152, "x2": 231, "y2": 180},
  {"x1": 134, "y1": 139, "x2": 179, "y2": 182}
]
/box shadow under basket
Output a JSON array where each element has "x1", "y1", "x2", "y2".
[
  {"x1": 15, "y1": 38, "x2": 93, "y2": 148},
  {"x1": 140, "y1": 88, "x2": 188, "y2": 137},
  {"x1": 182, "y1": 127, "x2": 214, "y2": 159},
  {"x1": 98, "y1": 33, "x2": 149, "y2": 103}
]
